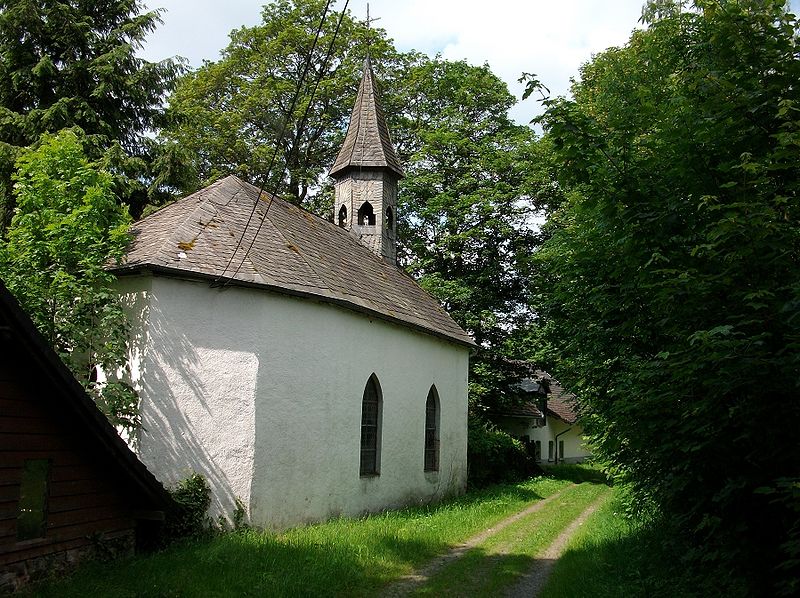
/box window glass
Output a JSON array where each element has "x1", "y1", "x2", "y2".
[
  {"x1": 18, "y1": 459, "x2": 50, "y2": 541},
  {"x1": 424, "y1": 386, "x2": 439, "y2": 472},
  {"x1": 360, "y1": 376, "x2": 381, "y2": 476}
]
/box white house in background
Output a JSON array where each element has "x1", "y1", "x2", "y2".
[
  {"x1": 493, "y1": 374, "x2": 592, "y2": 464},
  {"x1": 111, "y1": 58, "x2": 473, "y2": 528}
]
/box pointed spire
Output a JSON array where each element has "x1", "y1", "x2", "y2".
[{"x1": 330, "y1": 56, "x2": 404, "y2": 179}]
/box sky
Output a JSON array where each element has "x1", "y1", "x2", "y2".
[
  {"x1": 140, "y1": 0, "x2": 648, "y2": 125},
  {"x1": 140, "y1": 1, "x2": 800, "y2": 125}
]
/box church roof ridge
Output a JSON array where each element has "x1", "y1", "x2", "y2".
[
  {"x1": 329, "y1": 56, "x2": 404, "y2": 178},
  {"x1": 113, "y1": 175, "x2": 473, "y2": 348}
]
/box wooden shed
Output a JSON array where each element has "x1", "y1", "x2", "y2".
[{"x1": 0, "y1": 280, "x2": 171, "y2": 591}]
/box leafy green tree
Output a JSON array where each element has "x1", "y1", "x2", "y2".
[
  {"x1": 0, "y1": 0, "x2": 184, "y2": 224},
  {"x1": 535, "y1": 0, "x2": 799, "y2": 590},
  {"x1": 163, "y1": 0, "x2": 398, "y2": 205},
  {"x1": 0, "y1": 129, "x2": 138, "y2": 432},
  {"x1": 390, "y1": 56, "x2": 554, "y2": 413}
]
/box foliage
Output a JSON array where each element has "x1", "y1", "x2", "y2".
[
  {"x1": 390, "y1": 56, "x2": 556, "y2": 414},
  {"x1": 162, "y1": 0, "x2": 398, "y2": 205},
  {"x1": 164, "y1": 473, "x2": 212, "y2": 541},
  {"x1": 0, "y1": 129, "x2": 137, "y2": 431},
  {"x1": 535, "y1": 0, "x2": 800, "y2": 591},
  {"x1": 467, "y1": 419, "x2": 537, "y2": 487},
  {"x1": 0, "y1": 0, "x2": 184, "y2": 223}
]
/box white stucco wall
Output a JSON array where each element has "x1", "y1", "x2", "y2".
[{"x1": 120, "y1": 274, "x2": 469, "y2": 527}]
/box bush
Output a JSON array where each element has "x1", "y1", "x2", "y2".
[
  {"x1": 164, "y1": 473, "x2": 212, "y2": 541},
  {"x1": 467, "y1": 419, "x2": 539, "y2": 487}
]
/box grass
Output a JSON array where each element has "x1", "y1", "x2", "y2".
[
  {"x1": 23, "y1": 474, "x2": 577, "y2": 597},
  {"x1": 538, "y1": 487, "x2": 750, "y2": 598},
  {"x1": 413, "y1": 481, "x2": 610, "y2": 597}
]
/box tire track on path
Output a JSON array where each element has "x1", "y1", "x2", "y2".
[{"x1": 380, "y1": 484, "x2": 575, "y2": 598}]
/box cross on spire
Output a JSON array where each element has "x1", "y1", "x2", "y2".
[{"x1": 365, "y1": 3, "x2": 381, "y2": 51}]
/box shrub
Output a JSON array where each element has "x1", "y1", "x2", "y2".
[
  {"x1": 164, "y1": 473, "x2": 212, "y2": 541},
  {"x1": 467, "y1": 419, "x2": 539, "y2": 487}
]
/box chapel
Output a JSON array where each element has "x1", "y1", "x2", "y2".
[{"x1": 112, "y1": 58, "x2": 473, "y2": 527}]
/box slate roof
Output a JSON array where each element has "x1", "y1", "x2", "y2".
[
  {"x1": 113, "y1": 175, "x2": 473, "y2": 347},
  {"x1": 329, "y1": 56, "x2": 404, "y2": 178},
  {"x1": 543, "y1": 376, "x2": 579, "y2": 425},
  {"x1": 494, "y1": 371, "x2": 579, "y2": 425}
]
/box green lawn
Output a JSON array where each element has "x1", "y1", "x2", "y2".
[{"x1": 24, "y1": 473, "x2": 581, "y2": 597}]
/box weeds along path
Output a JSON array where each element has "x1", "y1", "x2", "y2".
[{"x1": 381, "y1": 484, "x2": 575, "y2": 598}]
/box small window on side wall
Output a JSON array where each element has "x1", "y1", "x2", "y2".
[
  {"x1": 360, "y1": 374, "x2": 382, "y2": 476},
  {"x1": 17, "y1": 459, "x2": 51, "y2": 541},
  {"x1": 424, "y1": 386, "x2": 440, "y2": 472}
]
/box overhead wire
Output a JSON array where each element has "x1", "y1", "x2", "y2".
[{"x1": 213, "y1": 0, "x2": 350, "y2": 286}]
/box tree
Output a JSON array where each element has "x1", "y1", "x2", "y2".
[
  {"x1": 0, "y1": 0, "x2": 184, "y2": 224},
  {"x1": 389, "y1": 56, "x2": 553, "y2": 413},
  {"x1": 535, "y1": 0, "x2": 799, "y2": 591},
  {"x1": 0, "y1": 129, "x2": 138, "y2": 433},
  {"x1": 163, "y1": 0, "x2": 398, "y2": 206}
]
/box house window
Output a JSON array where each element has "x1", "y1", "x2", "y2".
[
  {"x1": 17, "y1": 459, "x2": 50, "y2": 541},
  {"x1": 534, "y1": 440, "x2": 542, "y2": 462},
  {"x1": 548, "y1": 440, "x2": 554, "y2": 462},
  {"x1": 386, "y1": 206, "x2": 394, "y2": 230},
  {"x1": 360, "y1": 374, "x2": 382, "y2": 476},
  {"x1": 424, "y1": 386, "x2": 439, "y2": 472},
  {"x1": 338, "y1": 205, "x2": 347, "y2": 228},
  {"x1": 559, "y1": 440, "x2": 565, "y2": 463},
  {"x1": 357, "y1": 201, "x2": 376, "y2": 225}
]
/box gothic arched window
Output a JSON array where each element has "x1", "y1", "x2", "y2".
[
  {"x1": 360, "y1": 374, "x2": 382, "y2": 476},
  {"x1": 357, "y1": 201, "x2": 376, "y2": 225},
  {"x1": 338, "y1": 205, "x2": 347, "y2": 228},
  {"x1": 424, "y1": 385, "x2": 440, "y2": 472},
  {"x1": 386, "y1": 206, "x2": 394, "y2": 231}
]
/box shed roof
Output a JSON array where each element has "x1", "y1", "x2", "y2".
[
  {"x1": 113, "y1": 175, "x2": 473, "y2": 348},
  {"x1": 329, "y1": 56, "x2": 403, "y2": 178},
  {"x1": 0, "y1": 279, "x2": 171, "y2": 511}
]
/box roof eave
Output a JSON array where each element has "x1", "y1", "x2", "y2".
[{"x1": 112, "y1": 264, "x2": 476, "y2": 349}]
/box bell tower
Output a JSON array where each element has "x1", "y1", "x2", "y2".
[{"x1": 330, "y1": 56, "x2": 403, "y2": 263}]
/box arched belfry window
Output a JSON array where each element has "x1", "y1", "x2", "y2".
[
  {"x1": 386, "y1": 206, "x2": 394, "y2": 231},
  {"x1": 357, "y1": 201, "x2": 376, "y2": 226},
  {"x1": 360, "y1": 374, "x2": 382, "y2": 476},
  {"x1": 338, "y1": 204, "x2": 347, "y2": 228},
  {"x1": 424, "y1": 386, "x2": 440, "y2": 472}
]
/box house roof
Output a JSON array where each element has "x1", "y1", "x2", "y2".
[
  {"x1": 113, "y1": 175, "x2": 474, "y2": 348},
  {"x1": 329, "y1": 56, "x2": 404, "y2": 179},
  {"x1": 543, "y1": 375, "x2": 579, "y2": 425},
  {"x1": 493, "y1": 371, "x2": 579, "y2": 425},
  {"x1": 0, "y1": 279, "x2": 172, "y2": 511}
]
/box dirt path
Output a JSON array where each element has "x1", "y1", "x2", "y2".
[
  {"x1": 380, "y1": 485, "x2": 574, "y2": 598},
  {"x1": 504, "y1": 491, "x2": 609, "y2": 597}
]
